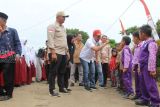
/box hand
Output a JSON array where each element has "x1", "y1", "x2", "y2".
[
  {"x1": 101, "y1": 60, "x2": 105, "y2": 64},
  {"x1": 51, "y1": 52, "x2": 57, "y2": 61},
  {"x1": 104, "y1": 42, "x2": 108, "y2": 46},
  {"x1": 150, "y1": 71, "x2": 156, "y2": 78},
  {"x1": 123, "y1": 68, "x2": 127, "y2": 73},
  {"x1": 15, "y1": 54, "x2": 20, "y2": 62},
  {"x1": 96, "y1": 59, "x2": 99, "y2": 64},
  {"x1": 67, "y1": 52, "x2": 70, "y2": 61}
]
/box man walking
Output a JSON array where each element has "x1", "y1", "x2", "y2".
[
  {"x1": 47, "y1": 11, "x2": 70, "y2": 96},
  {"x1": 0, "y1": 12, "x2": 22, "y2": 101}
]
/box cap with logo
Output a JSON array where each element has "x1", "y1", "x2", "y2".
[{"x1": 56, "y1": 11, "x2": 69, "y2": 18}]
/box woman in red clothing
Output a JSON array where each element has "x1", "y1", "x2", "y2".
[{"x1": 109, "y1": 48, "x2": 118, "y2": 87}]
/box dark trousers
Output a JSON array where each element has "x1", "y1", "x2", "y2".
[
  {"x1": 64, "y1": 65, "x2": 70, "y2": 89},
  {"x1": 48, "y1": 54, "x2": 67, "y2": 92},
  {"x1": 102, "y1": 63, "x2": 109, "y2": 86},
  {"x1": 119, "y1": 70, "x2": 124, "y2": 90},
  {"x1": 0, "y1": 63, "x2": 15, "y2": 97},
  {"x1": 45, "y1": 64, "x2": 50, "y2": 82}
]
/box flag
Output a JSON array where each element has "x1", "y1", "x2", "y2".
[
  {"x1": 140, "y1": 0, "x2": 159, "y2": 40},
  {"x1": 119, "y1": 19, "x2": 127, "y2": 36}
]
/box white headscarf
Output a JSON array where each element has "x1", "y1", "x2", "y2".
[
  {"x1": 30, "y1": 47, "x2": 37, "y2": 66},
  {"x1": 20, "y1": 39, "x2": 31, "y2": 67}
]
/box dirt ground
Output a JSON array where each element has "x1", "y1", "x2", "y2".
[{"x1": 0, "y1": 82, "x2": 146, "y2": 107}]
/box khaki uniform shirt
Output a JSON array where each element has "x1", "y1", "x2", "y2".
[
  {"x1": 47, "y1": 22, "x2": 68, "y2": 55},
  {"x1": 73, "y1": 41, "x2": 84, "y2": 63}
]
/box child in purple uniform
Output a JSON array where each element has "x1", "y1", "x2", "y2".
[
  {"x1": 131, "y1": 32, "x2": 143, "y2": 100},
  {"x1": 135, "y1": 25, "x2": 160, "y2": 107},
  {"x1": 120, "y1": 36, "x2": 134, "y2": 99}
]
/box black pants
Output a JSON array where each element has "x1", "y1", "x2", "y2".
[
  {"x1": 102, "y1": 63, "x2": 109, "y2": 85},
  {"x1": 0, "y1": 63, "x2": 15, "y2": 97},
  {"x1": 45, "y1": 64, "x2": 50, "y2": 82},
  {"x1": 48, "y1": 54, "x2": 67, "y2": 92},
  {"x1": 119, "y1": 70, "x2": 124, "y2": 89},
  {"x1": 64, "y1": 64, "x2": 70, "y2": 89}
]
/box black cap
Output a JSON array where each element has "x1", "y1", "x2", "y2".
[{"x1": 0, "y1": 12, "x2": 8, "y2": 20}]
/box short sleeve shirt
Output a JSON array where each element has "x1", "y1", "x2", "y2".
[{"x1": 80, "y1": 38, "x2": 96, "y2": 62}]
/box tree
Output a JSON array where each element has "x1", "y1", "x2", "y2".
[
  {"x1": 120, "y1": 26, "x2": 139, "y2": 35},
  {"x1": 109, "y1": 39, "x2": 116, "y2": 48},
  {"x1": 66, "y1": 28, "x2": 89, "y2": 43}
]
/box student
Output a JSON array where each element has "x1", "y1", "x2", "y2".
[
  {"x1": 115, "y1": 43, "x2": 124, "y2": 93},
  {"x1": 135, "y1": 25, "x2": 160, "y2": 107},
  {"x1": 120, "y1": 36, "x2": 134, "y2": 99},
  {"x1": 131, "y1": 32, "x2": 143, "y2": 100},
  {"x1": 109, "y1": 48, "x2": 117, "y2": 87}
]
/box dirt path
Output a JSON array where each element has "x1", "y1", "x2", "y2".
[{"x1": 0, "y1": 82, "x2": 145, "y2": 107}]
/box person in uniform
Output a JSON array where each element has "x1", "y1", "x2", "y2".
[
  {"x1": 135, "y1": 25, "x2": 160, "y2": 107},
  {"x1": 47, "y1": 11, "x2": 70, "y2": 96},
  {"x1": 120, "y1": 36, "x2": 134, "y2": 99},
  {"x1": 131, "y1": 32, "x2": 143, "y2": 100}
]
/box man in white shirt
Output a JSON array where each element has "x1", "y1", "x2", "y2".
[{"x1": 80, "y1": 30, "x2": 107, "y2": 91}]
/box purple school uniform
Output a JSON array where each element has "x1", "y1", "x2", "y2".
[
  {"x1": 132, "y1": 42, "x2": 143, "y2": 97},
  {"x1": 121, "y1": 45, "x2": 134, "y2": 94},
  {"x1": 139, "y1": 38, "x2": 160, "y2": 106}
]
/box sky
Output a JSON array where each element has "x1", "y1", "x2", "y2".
[{"x1": 0, "y1": 0, "x2": 160, "y2": 50}]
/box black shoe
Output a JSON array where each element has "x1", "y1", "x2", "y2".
[
  {"x1": 123, "y1": 93, "x2": 130, "y2": 99},
  {"x1": 135, "y1": 99, "x2": 149, "y2": 106},
  {"x1": 130, "y1": 95, "x2": 140, "y2": 100},
  {"x1": 120, "y1": 91, "x2": 126, "y2": 96},
  {"x1": 79, "y1": 83, "x2": 84, "y2": 86},
  {"x1": 0, "y1": 95, "x2": 12, "y2": 101},
  {"x1": 85, "y1": 87, "x2": 92, "y2": 92},
  {"x1": 70, "y1": 83, "x2": 75, "y2": 87},
  {"x1": 149, "y1": 104, "x2": 160, "y2": 107},
  {"x1": 116, "y1": 88, "x2": 121, "y2": 92},
  {"x1": 90, "y1": 86, "x2": 97, "y2": 89},
  {"x1": 59, "y1": 89, "x2": 69, "y2": 93},
  {"x1": 123, "y1": 93, "x2": 134, "y2": 99},
  {"x1": 66, "y1": 88, "x2": 72, "y2": 92},
  {"x1": 49, "y1": 92, "x2": 60, "y2": 97},
  {"x1": 99, "y1": 85, "x2": 106, "y2": 88},
  {"x1": 0, "y1": 96, "x2": 5, "y2": 101}
]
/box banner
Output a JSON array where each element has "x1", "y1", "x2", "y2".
[
  {"x1": 119, "y1": 19, "x2": 127, "y2": 36},
  {"x1": 140, "y1": 0, "x2": 159, "y2": 40}
]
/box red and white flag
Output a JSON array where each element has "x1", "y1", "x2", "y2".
[
  {"x1": 119, "y1": 19, "x2": 127, "y2": 36},
  {"x1": 140, "y1": 0, "x2": 159, "y2": 40}
]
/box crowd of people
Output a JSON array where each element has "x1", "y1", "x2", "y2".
[
  {"x1": 0, "y1": 11, "x2": 160, "y2": 107},
  {"x1": 45, "y1": 11, "x2": 160, "y2": 107}
]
